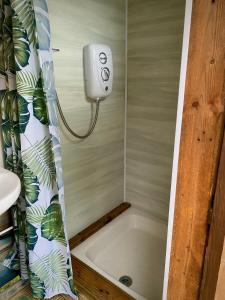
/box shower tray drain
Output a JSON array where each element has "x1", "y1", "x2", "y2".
[{"x1": 119, "y1": 275, "x2": 133, "y2": 287}]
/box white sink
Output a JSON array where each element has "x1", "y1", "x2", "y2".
[{"x1": 0, "y1": 168, "x2": 21, "y2": 215}]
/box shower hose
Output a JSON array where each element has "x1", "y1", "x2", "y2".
[{"x1": 56, "y1": 94, "x2": 100, "y2": 139}]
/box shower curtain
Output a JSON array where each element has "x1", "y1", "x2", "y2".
[{"x1": 0, "y1": 0, "x2": 77, "y2": 298}]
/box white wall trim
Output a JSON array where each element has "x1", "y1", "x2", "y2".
[
  {"x1": 124, "y1": 0, "x2": 128, "y2": 202},
  {"x1": 162, "y1": 0, "x2": 193, "y2": 298}
]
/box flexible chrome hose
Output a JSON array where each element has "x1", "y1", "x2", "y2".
[{"x1": 56, "y1": 94, "x2": 100, "y2": 139}]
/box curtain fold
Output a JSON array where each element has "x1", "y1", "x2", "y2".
[{"x1": 0, "y1": 0, "x2": 77, "y2": 298}]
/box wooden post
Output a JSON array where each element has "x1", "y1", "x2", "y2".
[
  {"x1": 167, "y1": 0, "x2": 225, "y2": 299},
  {"x1": 200, "y1": 127, "x2": 225, "y2": 298},
  {"x1": 214, "y1": 238, "x2": 225, "y2": 300}
]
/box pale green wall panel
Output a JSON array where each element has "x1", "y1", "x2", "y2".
[
  {"x1": 48, "y1": 0, "x2": 126, "y2": 238},
  {"x1": 126, "y1": 0, "x2": 186, "y2": 219}
]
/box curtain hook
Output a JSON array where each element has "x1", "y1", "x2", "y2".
[{"x1": 52, "y1": 48, "x2": 60, "y2": 52}]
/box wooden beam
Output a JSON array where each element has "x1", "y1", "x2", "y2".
[
  {"x1": 200, "y1": 130, "x2": 225, "y2": 298},
  {"x1": 214, "y1": 238, "x2": 225, "y2": 300},
  {"x1": 168, "y1": 0, "x2": 225, "y2": 299},
  {"x1": 69, "y1": 202, "x2": 131, "y2": 249},
  {"x1": 72, "y1": 257, "x2": 134, "y2": 300}
]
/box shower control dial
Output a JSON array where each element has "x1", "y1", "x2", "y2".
[
  {"x1": 99, "y1": 52, "x2": 107, "y2": 64},
  {"x1": 101, "y1": 67, "x2": 110, "y2": 81}
]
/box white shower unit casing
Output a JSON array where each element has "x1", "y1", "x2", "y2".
[{"x1": 83, "y1": 44, "x2": 113, "y2": 100}]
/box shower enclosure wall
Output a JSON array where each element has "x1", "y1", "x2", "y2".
[
  {"x1": 0, "y1": 0, "x2": 186, "y2": 299},
  {"x1": 49, "y1": 0, "x2": 185, "y2": 236},
  {"x1": 126, "y1": 0, "x2": 185, "y2": 220},
  {"x1": 48, "y1": 0, "x2": 186, "y2": 298},
  {"x1": 48, "y1": 0, "x2": 126, "y2": 238}
]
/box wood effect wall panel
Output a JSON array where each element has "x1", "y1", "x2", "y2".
[
  {"x1": 126, "y1": 0, "x2": 185, "y2": 219},
  {"x1": 48, "y1": 0, "x2": 126, "y2": 238}
]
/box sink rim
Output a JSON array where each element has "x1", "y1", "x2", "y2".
[{"x1": 0, "y1": 167, "x2": 21, "y2": 215}]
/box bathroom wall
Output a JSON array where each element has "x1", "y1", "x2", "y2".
[
  {"x1": 126, "y1": 0, "x2": 186, "y2": 219},
  {"x1": 48, "y1": 0, "x2": 126, "y2": 237}
]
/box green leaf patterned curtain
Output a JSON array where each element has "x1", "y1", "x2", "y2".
[{"x1": 0, "y1": 0, "x2": 77, "y2": 298}]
